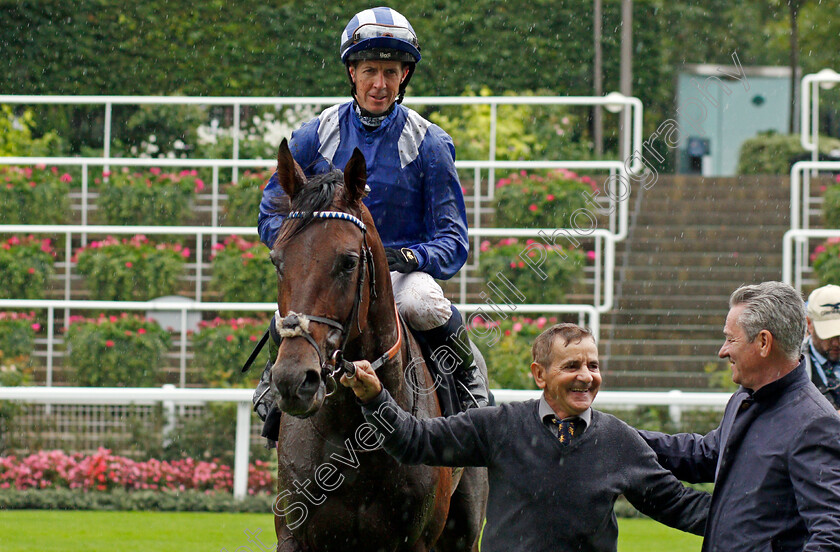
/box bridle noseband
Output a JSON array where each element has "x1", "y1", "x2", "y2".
[{"x1": 275, "y1": 210, "x2": 399, "y2": 395}]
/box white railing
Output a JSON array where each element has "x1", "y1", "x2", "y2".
[
  {"x1": 787, "y1": 161, "x2": 840, "y2": 289},
  {"x1": 783, "y1": 228, "x2": 840, "y2": 289},
  {"x1": 800, "y1": 69, "x2": 840, "y2": 161},
  {"x1": 0, "y1": 94, "x2": 644, "y2": 182},
  {"x1": 0, "y1": 156, "x2": 629, "y2": 241},
  {"x1": 0, "y1": 385, "x2": 731, "y2": 499}
]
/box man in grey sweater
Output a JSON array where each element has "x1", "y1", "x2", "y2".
[{"x1": 341, "y1": 323, "x2": 709, "y2": 552}]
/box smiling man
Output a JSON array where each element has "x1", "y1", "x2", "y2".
[
  {"x1": 342, "y1": 323, "x2": 710, "y2": 552},
  {"x1": 640, "y1": 282, "x2": 840, "y2": 552}
]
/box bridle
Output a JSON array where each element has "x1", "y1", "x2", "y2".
[{"x1": 273, "y1": 210, "x2": 402, "y2": 395}]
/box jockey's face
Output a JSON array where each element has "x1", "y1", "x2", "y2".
[{"x1": 349, "y1": 60, "x2": 409, "y2": 115}]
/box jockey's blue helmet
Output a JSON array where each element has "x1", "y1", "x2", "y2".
[{"x1": 340, "y1": 7, "x2": 421, "y2": 65}]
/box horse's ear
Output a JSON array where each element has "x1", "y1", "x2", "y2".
[
  {"x1": 343, "y1": 148, "x2": 368, "y2": 205},
  {"x1": 276, "y1": 138, "x2": 306, "y2": 199}
]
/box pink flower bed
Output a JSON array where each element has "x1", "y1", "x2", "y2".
[{"x1": 0, "y1": 448, "x2": 274, "y2": 495}]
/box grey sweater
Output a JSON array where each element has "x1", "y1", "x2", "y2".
[{"x1": 362, "y1": 390, "x2": 710, "y2": 552}]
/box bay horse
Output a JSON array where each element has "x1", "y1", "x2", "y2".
[{"x1": 267, "y1": 139, "x2": 488, "y2": 552}]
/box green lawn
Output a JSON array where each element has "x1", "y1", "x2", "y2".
[{"x1": 0, "y1": 511, "x2": 701, "y2": 551}]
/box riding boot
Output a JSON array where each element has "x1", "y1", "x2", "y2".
[
  {"x1": 416, "y1": 306, "x2": 489, "y2": 410},
  {"x1": 253, "y1": 315, "x2": 282, "y2": 446}
]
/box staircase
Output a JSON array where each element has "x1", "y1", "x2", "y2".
[{"x1": 601, "y1": 175, "x2": 791, "y2": 390}]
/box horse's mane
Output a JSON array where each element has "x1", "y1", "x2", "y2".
[{"x1": 272, "y1": 169, "x2": 345, "y2": 245}]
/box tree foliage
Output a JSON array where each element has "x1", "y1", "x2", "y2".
[{"x1": 1, "y1": 1, "x2": 838, "y2": 153}]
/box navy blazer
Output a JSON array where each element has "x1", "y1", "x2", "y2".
[{"x1": 640, "y1": 364, "x2": 840, "y2": 552}]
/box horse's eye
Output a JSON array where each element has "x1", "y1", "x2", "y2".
[
  {"x1": 270, "y1": 250, "x2": 283, "y2": 269},
  {"x1": 340, "y1": 255, "x2": 358, "y2": 272}
]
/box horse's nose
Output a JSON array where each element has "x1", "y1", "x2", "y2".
[
  {"x1": 272, "y1": 362, "x2": 322, "y2": 401},
  {"x1": 298, "y1": 368, "x2": 321, "y2": 398}
]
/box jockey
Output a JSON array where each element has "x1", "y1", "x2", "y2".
[{"x1": 253, "y1": 7, "x2": 489, "y2": 433}]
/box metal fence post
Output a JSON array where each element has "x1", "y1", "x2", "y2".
[
  {"x1": 162, "y1": 384, "x2": 176, "y2": 447},
  {"x1": 668, "y1": 389, "x2": 683, "y2": 428},
  {"x1": 233, "y1": 400, "x2": 252, "y2": 500}
]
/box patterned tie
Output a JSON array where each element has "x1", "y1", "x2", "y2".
[
  {"x1": 551, "y1": 417, "x2": 580, "y2": 446},
  {"x1": 824, "y1": 363, "x2": 840, "y2": 391}
]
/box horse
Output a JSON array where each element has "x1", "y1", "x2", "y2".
[{"x1": 267, "y1": 138, "x2": 489, "y2": 552}]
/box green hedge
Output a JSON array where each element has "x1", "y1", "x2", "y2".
[
  {"x1": 737, "y1": 132, "x2": 840, "y2": 175},
  {"x1": 66, "y1": 314, "x2": 171, "y2": 387},
  {"x1": 209, "y1": 236, "x2": 275, "y2": 303},
  {"x1": 0, "y1": 235, "x2": 55, "y2": 300},
  {"x1": 96, "y1": 168, "x2": 201, "y2": 226},
  {"x1": 0, "y1": 165, "x2": 70, "y2": 224},
  {"x1": 192, "y1": 317, "x2": 268, "y2": 388},
  {"x1": 0, "y1": 488, "x2": 274, "y2": 512},
  {"x1": 74, "y1": 236, "x2": 188, "y2": 301}
]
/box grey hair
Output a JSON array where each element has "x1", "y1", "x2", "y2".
[{"x1": 729, "y1": 281, "x2": 806, "y2": 361}]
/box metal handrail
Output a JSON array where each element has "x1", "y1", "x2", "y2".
[
  {"x1": 0, "y1": 93, "x2": 644, "y2": 176},
  {"x1": 782, "y1": 228, "x2": 840, "y2": 289}
]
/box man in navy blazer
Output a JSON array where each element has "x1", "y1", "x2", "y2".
[{"x1": 640, "y1": 281, "x2": 840, "y2": 552}]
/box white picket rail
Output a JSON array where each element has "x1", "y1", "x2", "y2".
[
  {"x1": 0, "y1": 385, "x2": 730, "y2": 500},
  {"x1": 783, "y1": 228, "x2": 840, "y2": 290}
]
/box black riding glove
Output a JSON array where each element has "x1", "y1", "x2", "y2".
[{"x1": 384, "y1": 247, "x2": 420, "y2": 273}]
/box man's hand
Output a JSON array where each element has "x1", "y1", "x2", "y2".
[
  {"x1": 384, "y1": 247, "x2": 419, "y2": 273},
  {"x1": 340, "y1": 360, "x2": 383, "y2": 403}
]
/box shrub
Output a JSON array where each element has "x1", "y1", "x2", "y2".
[
  {"x1": 223, "y1": 170, "x2": 271, "y2": 227},
  {"x1": 476, "y1": 238, "x2": 584, "y2": 304},
  {"x1": 812, "y1": 237, "x2": 840, "y2": 287},
  {"x1": 0, "y1": 235, "x2": 56, "y2": 299},
  {"x1": 821, "y1": 176, "x2": 840, "y2": 229},
  {"x1": 737, "y1": 131, "x2": 840, "y2": 175},
  {"x1": 192, "y1": 317, "x2": 268, "y2": 388},
  {"x1": 0, "y1": 311, "x2": 37, "y2": 453},
  {"x1": 209, "y1": 235, "x2": 274, "y2": 303},
  {"x1": 74, "y1": 235, "x2": 189, "y2": 301},
  {"x1": 494, "y1": 169, "x2": 594, "y2": 229},
  {"x1": 0, "y1": 164, "x2": 71, "y2": 224},
  {"x1": 193, "y1": 106, "x2": 317, "y2": 160},
  {"x1": 0, "y1": 106, "x2": 65, "y2": 157},
  {"x1": 115, "y1": 103, "x2": 207, "y2": 159},
  {"x1": 65, "y1": 313, "x2": 171, "y2": 387},
  {"x1": 96, "y1": 167, "x2": 204, "y2": 226},
  {"x1": 427, "y1": 87, "x2": 593, "y2": 162},
  {"x1": 0, "y1": 311, "x2": 39, "y2": 372},
  {"x1": 469, "y1": 315, "x2": 559, "y2": 389}
]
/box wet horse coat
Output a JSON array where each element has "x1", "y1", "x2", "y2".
[{"x1": 268, "y1": 140, "x2": 487, "y2": 552}]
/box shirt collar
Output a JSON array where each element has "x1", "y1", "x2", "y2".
[
  {"x1": 539, "y1": 394, "x2": 592, "y2": 427},
  {"x1": 810, "y1": 340, "x2": 834, "y2": 369},
  {"x1": 352, "y1": 100, "x2": 396, "y2": 130},
  {"x1": 749, "y1": 363, "x2": 807, "y2": 402}
]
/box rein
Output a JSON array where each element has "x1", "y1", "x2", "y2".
[{"x1": 268, "y1": 210, "x2": 401, "y2": 394}]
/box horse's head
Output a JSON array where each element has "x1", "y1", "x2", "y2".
[{"x1": 268, "y1": 139, "x2": 380, "y2": 418}]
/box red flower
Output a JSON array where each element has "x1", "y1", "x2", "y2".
[
  {"x1": 528, "y1": 204, "x2": 538, "y2": 212},
  {"x1": 125, "y1": 262, "x2": 133, "y2": 268},
  {"x1": 27, "y1": 267, "x2": 36, "y2": 274},
  {"x1": 105, "y1": 340, "x2": 115, "y2": 348},
  {"x1": 225, "y1": 334, "x2": 234, "y2": 342},
  {"x1": 137, "y1": 328, "x2": 146, "y2": 335}
]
